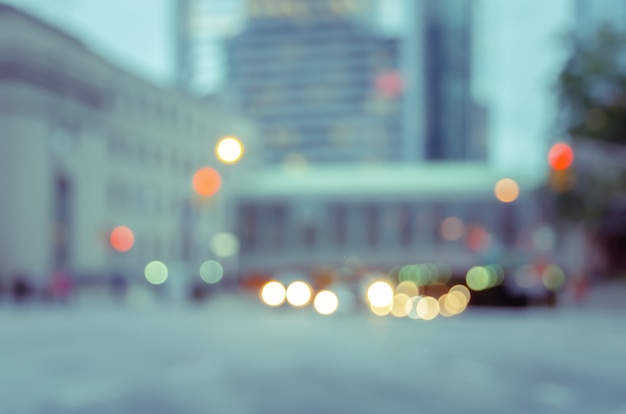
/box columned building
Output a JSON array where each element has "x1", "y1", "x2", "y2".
[
  {"x1": 0, "y1": 5, "x2": 257, "y2": 286},
  {"x1": 234, "y1": 164, "x2": 545, "y2": 277}
]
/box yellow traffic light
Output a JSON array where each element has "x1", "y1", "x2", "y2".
[{"x1": 548, "y1": 168, "x2": 574, "y2": 193}]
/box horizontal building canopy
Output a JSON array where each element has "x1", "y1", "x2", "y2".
[{"x1": 235, "y1": 162, "x2": 544, "y2": 199}]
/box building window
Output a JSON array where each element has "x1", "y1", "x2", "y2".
[
  {"x1": 53, "y1": 176, "x2": 71, "y2": 266},
  {"x1": 238, "y1": 203, "x2": 258, "y2": 251},
  {"x1": 415, "y1": 205, "x2": 435, "y2": 243},
  {"x1": 270, "y1": 204, "x2": 287, "y2": 248},
  {"x1": 395, "y1": 204, "x2": 410, "y2": 246},
  {"x1": 500, "y1": 203, "x2": 516, "y2": 247},
  {"x1": 330, "y1": 204, "x2": 347, "y2": 247},
  {"x1": 366, "y1": 204, "x2": 379, "y2": 248},
  {"x1": 302, "y1": 224, "x2": 316, "y2": 248},
  {"x1": 108, "y1": 181, "x2": 129, "y2": 210}
]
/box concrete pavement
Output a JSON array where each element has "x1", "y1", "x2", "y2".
[{"x1": 1, "y1": 294, "x2": 625, "y2": 414}]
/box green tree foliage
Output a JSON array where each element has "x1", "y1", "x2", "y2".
[
  {"x1": 559, "y1": 24, "x2": 626, "y2": 144},
  {"x1": 553, "y1": 24, "x2": 626, "y2": 227}
]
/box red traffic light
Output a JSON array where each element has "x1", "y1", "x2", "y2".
[
  {"x1": 193, "y1": 167, "x2": 221, "y2": 197},
  {"x1": 548, "y1": 143, "x2": 574, "y2": 170}
]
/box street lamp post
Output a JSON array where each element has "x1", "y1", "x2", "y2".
[
  {"x1": 215, "y1": 136, "x2": 245, "y2": 288},
  {"x1": 494, "y1": 178, "x2": 520, "y2": 249}
]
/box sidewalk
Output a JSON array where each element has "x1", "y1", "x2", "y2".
[{"x1": 559, "y1": 279, "x2": 626, "y2": 311}]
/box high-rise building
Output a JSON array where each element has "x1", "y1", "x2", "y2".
[
  {"x1": 174, "y1": 0, "x2": 505, "y2": 282},
  {"x1": 420, "y1": 0, "x2": 486, "y2": 160},
  {"x1": 223, "y1": 0, "x2": 403, "y2": 164},
  {"x1": 175, "y1": 0, "x2": 245, "y2": 93},
  {"x1": 177, "y1": 0, "x2": 486, "y2": 164}
]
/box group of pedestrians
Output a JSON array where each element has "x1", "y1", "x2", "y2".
[
  {"x1": 0, "y1": 269, "x2": 74, "y2": 304},
  {"x1": 0, "y1": 269, "x2": 136, "y2": 306}
]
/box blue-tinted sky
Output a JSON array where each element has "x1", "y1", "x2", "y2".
[
  {"x1": 8, "y1": 0, "x2": 176, "y2": 84},
  {"x1": 475, "y1": 0, "x2": 574, "y2": 173}
]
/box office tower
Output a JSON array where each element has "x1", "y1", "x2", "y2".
[
  {"x1": 175, "y1": 0, "x2": 244, "y2": 93},
  {"x1": 178, "y1": 0, "x2": 487, "y2": 164},
  {"x1": 420, "y1": 0, "x2": 486, "y2": 160},
  {"x1": 224, "y1": 0, "x2": 403, "y2": 164}
]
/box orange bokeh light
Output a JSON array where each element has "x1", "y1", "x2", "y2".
[
  {"x1": 494, "y1": 178, "x2": 520, "y2": 203},
  {"x1": 110, "y1": 226, "x2": 134, "y2": 252},
  {"x1": 548, "y1": 143, "x2": 574, "y2": 171},
  {"x1": 193, "y1": 167, "x2": 221, "y2": 197}
]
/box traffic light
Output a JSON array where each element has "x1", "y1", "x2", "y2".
[
  {"x1": 547, "y1": 143, "x2": 574, "y2": 192},
  {"x1": 548, "y1": 168, "x2": 574, "y2": 193},
  {"x1": 548, "y1": 142, "x2": 573, "y2": 170}
]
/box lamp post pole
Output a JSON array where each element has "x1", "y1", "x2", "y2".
[{"x1": 215, "y1": 136, "x2": 245, "y2": 289}]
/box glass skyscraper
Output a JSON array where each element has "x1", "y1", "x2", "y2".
[
  {"x1": 421, "y1": 0, "x2": 486, "y2": 160},
  {"x1": 177, "y1": 0, "x2": 486, "y2": 164},
  {"x1": 224, "y1": 0, "x2": 403, "y2": 164}
]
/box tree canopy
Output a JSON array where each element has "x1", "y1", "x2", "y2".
[
  {"x1": 552, "y1": 24, "x2": 626, "y2": 227},
  {"x1": 558, "y1": 24, "x2": 626, "y2": 144}
]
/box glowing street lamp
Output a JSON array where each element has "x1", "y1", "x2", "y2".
[
  {"x1": 192, "y1": 167, "x2": 221, "y2": 197},
  {"x1": 215, "y1": 136, "x2": 244, "y2": 164}
]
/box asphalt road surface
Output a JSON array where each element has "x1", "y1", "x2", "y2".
[{"x1": 1, "y1": 295, "x2": 625, "y2": 414}]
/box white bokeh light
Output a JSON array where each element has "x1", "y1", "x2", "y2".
[
  {"x1": 313, "y1": 290, "x2": 339, "y2": 316},
  {"x1": 367, "y1": 281, "x2": 394, "y2": 308},
  {"x1": 261, "y1": 281, "x2": 286, "y2": 307},
  {"x1": 144, "y1": 261, "x2": 168, "y2": 285},
  {"x1": 286, "y1": 281, "x2": 312, "y2": 307},
  {"x1": 216, "y1": 136, "x2": 244, "y2": 164}
]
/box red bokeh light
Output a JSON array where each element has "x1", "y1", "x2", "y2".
[
  {"x1": 548, "y1": 143, "x2": 574, "y2": 170},
  {"x1": 375, "y1": 70, "x2": 404, "y2": 99},
  {"x1": 466, "y1": 225, "x2": 491, "y2": 253},
  {"x1": 110, "y1": 226, "x2": 134, "y2": 252},
  {"x1": 193, "y1": 167, "x2": 221, "y2": 197}
]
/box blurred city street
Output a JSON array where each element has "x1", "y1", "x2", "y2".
[
  {"x1": 2, "y1": 1, "x2": 626, "y2": 413},
  {"x1": 2, "y1": 293, "x2": 625, "y2": 414}
]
